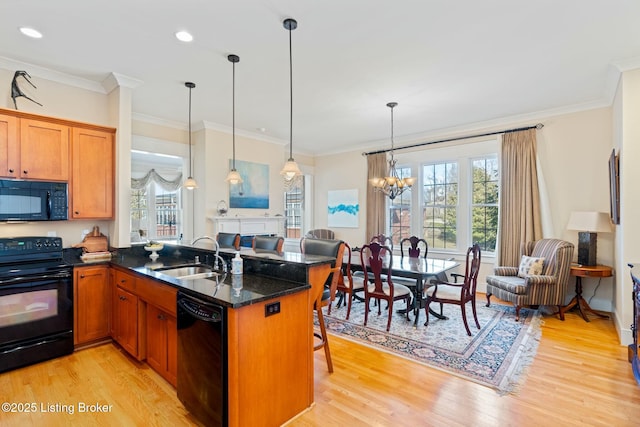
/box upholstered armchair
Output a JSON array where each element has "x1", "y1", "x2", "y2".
[{"x1": 486, "y1": 239, "x2": 574, "y2": 321}]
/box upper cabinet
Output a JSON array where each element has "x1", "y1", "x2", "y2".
[
  {"x1": 0, "y1": 108, "x2": 116, "y2": 219},
  {"x1": 0, "y1": 114, "x2": 19, "y2": 178},
  {"x1": 19, "y1": 118, "x2": 70, "y2": 181},
  {"x1": 1, "y1": 112, "x2": 70, "y2": 181},
  {"x1": 71, "y1": 127, "x2": 115, "y2": 219}
]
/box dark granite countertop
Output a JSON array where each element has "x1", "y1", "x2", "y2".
[{"x1": 64, "y1": 243, "x2": 334, "y2": 309}]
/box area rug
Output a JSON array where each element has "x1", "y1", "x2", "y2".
[{"x1": 317, "y1": 300, "x2": 542, "y2": 395}]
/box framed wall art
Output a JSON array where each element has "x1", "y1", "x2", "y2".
[
  {"x1": 327, "y1": 189, "x2": 359, "y2": 228},
  {"x1": 229, "y1": 159, "x2": 269, "y2": 209}
]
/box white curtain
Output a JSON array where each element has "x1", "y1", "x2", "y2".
[{"x1": 131, "y1": 169, "x2": 182, "y2": 191}]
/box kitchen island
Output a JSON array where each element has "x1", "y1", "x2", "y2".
[{"x1": 67, "y1": 244, "x2": 334, "y2": 427}]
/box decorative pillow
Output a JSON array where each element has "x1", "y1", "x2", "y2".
[{"x1": 517, "y1": 256, "x2": 545, "y2": 278}]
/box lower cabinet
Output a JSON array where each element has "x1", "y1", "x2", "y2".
[
  {"x1": 146, "y1": 304, "x2": 178, "y2": 387},
  {"x1": 110, "y1": 268, "x2": 177, "y2": 386},
  {"x1": 74, "y1": 265, "x2": 111, "y2": 346},
  {"x1": 111, "y1": 268, "x2": 143, "y2": 360},
  {"x1": 113, "y1": 285, "x2": 140, "y2": 359}
]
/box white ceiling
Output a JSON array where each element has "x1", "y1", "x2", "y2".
[{"x1": 2, "y1": 0, "x2": 640, "y2": 156}]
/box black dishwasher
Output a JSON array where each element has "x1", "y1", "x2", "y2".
[{"x1": 177, "y1": 291, "x2": 227, "y2": 426}]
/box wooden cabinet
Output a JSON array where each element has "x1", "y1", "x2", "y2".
[
  {"x1": 110, "y1": 269, "x2": 177, "y2": 385},
  {"x1": 0, "y1": 112, "x2": 69, "y2": 180},
  {"x1": 112, "y1": 269, "x2": 143, "y2": 360},
  {"x1": 137, "y1": 276, "x2": 178, "y2": 386},
  {"x1": 146, "y1": 305, "x2": 177, "y2": 387},
  {"x1": 19, "y1": 118, "x2": 70, "y2": 181},
  {"x1": 0, "y1": 108, "x2": 116, "y2": 217},
  {"x1": 0, "y1": 113, "x2": 19, "y2": 178},
  {"x1": 74, "y1": 265, "x2": 111, "y2": 346},
  {"x1": 70, "y1": 127, "x2": 115, "y2": 219}
]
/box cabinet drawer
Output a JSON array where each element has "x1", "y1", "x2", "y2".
[
  {"x1": 137, "y1": 278, "x2": 177, "y2": 316},
  {"x1": 113, "y1": 269, "x2": 137, "y2": 293}
]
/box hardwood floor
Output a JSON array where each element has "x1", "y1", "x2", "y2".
[{"x1": 1, "y1": 305, "x2": 639, "y2": 426}]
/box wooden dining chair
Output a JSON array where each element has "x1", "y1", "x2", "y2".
[
  {"x1": 370, "y1": 234, "x2": 393, "y2": 251},
  {"x1": 423, "y1": 244, "x2": 481, "y2": 336},
  {"x1": 400, "y1": 236, "x2": 428, "y2": 259},
  {"x1": 332, "y1": 242, "x2": 365, "y2": 320},
  {"x1": 360, "y1": 242, "x2": 412, "y2": 332}
]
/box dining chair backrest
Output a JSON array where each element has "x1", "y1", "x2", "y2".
[
  {"x1": 252, "y1": 235, "x2": 284, "y2": 252},
  {"x1": 217, "y1": 232, "x2": 241, "y2": 250},
  {"x1": 360, "y1": 242, "x2": 393, "y2": 296},
  {"x1": 370, "y1": 234, "x2": 393, "y2": 251},
  {"x1": 462, "y1": 243, "x2": 482, "y2": 296},
  {"x1": 400, "y1": 236, "x2": 428, "y2": 259}
]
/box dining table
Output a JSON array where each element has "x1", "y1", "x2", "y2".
[{"x1": 347, "y1": 251, "x2": 459, "y2": 326}]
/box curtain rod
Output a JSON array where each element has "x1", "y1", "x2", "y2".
[{"x1": 362, "y1": 123, "x2": 544, "y2": 156}]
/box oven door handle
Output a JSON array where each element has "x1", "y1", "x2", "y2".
[{"x1": 0, "y1": 271, "x2": 72, "y2": 287}]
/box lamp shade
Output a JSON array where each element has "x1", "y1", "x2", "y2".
[{"x1": 566, "y1": 211, "x2": 612, "y2": 233}]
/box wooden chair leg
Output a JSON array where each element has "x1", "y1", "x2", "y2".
[
  {"x1": 514, "y1": 305, "x2": 521, "y2": 321},
  {"x1": 315, "y1": 304, "x2": 333, "y2": 373},
  {"x1": 471, "y1": 298, "x2": 480, "y2": 329},
  {"x1": 386, "y1": 300, "x2": 392, "y2": 332},
  {"x1": 486, "y1": 292, "x2": 492, "y2": 307},
  {"x1": 461, "y1": 302, "x2": 472, "y2": 336},
  {"x1": 346, "y1": 292, "x2": 353, "y2": 320}
]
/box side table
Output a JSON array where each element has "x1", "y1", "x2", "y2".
[{"x1": 560, "y1": 264, "x2": 613, "y2": 322}]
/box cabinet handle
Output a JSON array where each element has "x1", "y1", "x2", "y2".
[
  {"x1": 23, "y1": 170, "x2": 28, "y2": 175},
  {"x1": 157, "y1": 314, "x2": 166, "y2": 321},
  {"x1": 8, "y1": 168, "x2": 14, "y2": 173},
  {"x1": 119, "y1": 295, "x2": 127, "y2": 301},
  {"x1": 80, "y1": 274, "x2": 85, "y2": 278},
  {"x1": 75, "y1": 211, "x2": 80, "y2": 215}
]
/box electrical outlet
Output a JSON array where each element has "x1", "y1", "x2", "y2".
[{"x1": 265, "y1": 301, "x2": 280, "y2": 317}]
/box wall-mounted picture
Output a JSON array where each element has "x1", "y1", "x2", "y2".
[
  {"x1": 229, "y1": 159, "x2": 269, "y2": 209},
  {"x1": 327, "y1": 189, "x2": 359, "y2": 228}
]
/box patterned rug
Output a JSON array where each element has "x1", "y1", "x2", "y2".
[{"x1": 317, "y1": 298, "x2": 542, "y2": 395}]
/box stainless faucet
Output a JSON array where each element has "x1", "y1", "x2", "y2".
[
  {"x1": 191, "y1": 236, "x2": 219, "y2": 253},
  {"x1": 191, "y1": 236, "x2": 225, "y2": 272}
]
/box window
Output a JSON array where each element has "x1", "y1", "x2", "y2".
[
  {"x1": 130, "y1": 183, "x2": 182, "y2": 241},
  {"x1": 388, "y1": 166, "x2": 412, "y2": 247},
  {"x1": 387, "y1": 139, "x2": 498, "y2": 255},
  {"x1": 284, "y1": 180, "x2": 304, "y2": 238},
  {"x1": 471, "y1": 157, "x2": 498, "y2": 251},
  {"x1": 422, "y1": 162, "x2": 458, "y2": 250}
]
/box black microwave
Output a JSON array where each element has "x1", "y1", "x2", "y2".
[{"x1": 0, "y1": 179, "x2": 68, "y2": 221}]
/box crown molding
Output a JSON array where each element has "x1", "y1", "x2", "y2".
[
  {"x1": 102, "y1": 72, "x2": 143, "y2": 93},
  {"x1": 0, "y1": 55, "x2": 106, "y2": 93}
]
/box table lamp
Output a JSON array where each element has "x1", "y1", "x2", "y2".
[{"x1": 566, "y1": 211, "x2": 612, "y2": 266}]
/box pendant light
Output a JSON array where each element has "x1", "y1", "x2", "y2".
[
  {"x1": 279, "y1": 18, "x2": 303, "y2": 181},
  {"x1": 225, "y1": 54, "x2": 243, "y2": 185},
  {"x1": 183, "y1": 81, "x2": 198, "y2": 190},
  {"x1": 370, "y1": 102, "x2": 416, "y2": 200}
]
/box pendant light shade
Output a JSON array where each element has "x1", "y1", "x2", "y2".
[
  {"x1": 225, "y1": 54, "x2": 244, "y2": 185},
  {"x1": 279, "y1": 18, "x2": 303, "y2": 181},
  {"x1": 184, "y1": 81, "x2": 198, "y2": 190}
]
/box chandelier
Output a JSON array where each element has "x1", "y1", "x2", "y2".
[{"x1": 370, "y1": 102, "x2": 415, "y2": 199}]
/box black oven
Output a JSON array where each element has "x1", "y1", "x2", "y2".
[
  {"x1": 0, "y1": 236, "x2": 73, "y2": 373},
  {"x1": 0, "y1": 179, "x2": 68, "y2": 221}
]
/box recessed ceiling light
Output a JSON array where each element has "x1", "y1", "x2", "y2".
[
  {"x1": 175, "y1": 31, "x2": 193, "y2": 42},
  {"x1": 19, "y1": 27, "x2": 43, "y2": 39}
]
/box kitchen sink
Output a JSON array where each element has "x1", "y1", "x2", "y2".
[{"x1": 154, "y1": 265, "x2": 220, "y2": 281}]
